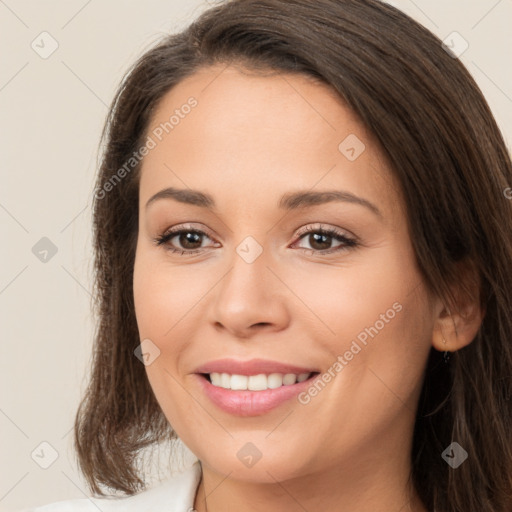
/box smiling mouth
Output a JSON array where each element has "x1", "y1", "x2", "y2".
[{"x1": 200, "y1": 371, "x2": 320, "y2": 391}]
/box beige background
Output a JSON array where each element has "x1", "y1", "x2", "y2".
[{"x1": 1, "y1": 1, "x2": 511, "y2": 510}]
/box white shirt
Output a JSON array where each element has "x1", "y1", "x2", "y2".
[{"x1": 21, "y1": 461, "x2": 202, "y2": 512}]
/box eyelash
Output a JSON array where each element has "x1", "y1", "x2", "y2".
[{"x1": 153, "y1": 224, "x2": 358, "y2": 257}]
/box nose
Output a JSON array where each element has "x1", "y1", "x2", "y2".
[{"x1": 209, "y1": 246, "x2": 290, "y2": 339}]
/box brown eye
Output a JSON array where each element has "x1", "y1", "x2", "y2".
[
  {"x1": 304, "y1": 232, "x2": 335, "y2": 251},
  {"x1": 174, "y1": 231, "x2": 204, "y2": 250},
  {"x1": 294, "y1": 226, "x2": 358, "y2": 255},
  {"x1": 155, "y1": 228, "x2": 217, "y2": 255}
]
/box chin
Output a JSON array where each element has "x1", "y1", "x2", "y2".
[{"x1": 197, "y1": 447, "x2": 309, "y2": 483}]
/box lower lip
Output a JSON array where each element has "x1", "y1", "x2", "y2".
[{"x1": 195, "y1": 373, "x2": 319, "y2": 417}]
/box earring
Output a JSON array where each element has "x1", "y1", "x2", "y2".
[{"x1": 442, "y1": 335, "x2": 450, "y2": 363}]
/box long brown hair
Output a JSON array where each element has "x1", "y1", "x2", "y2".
[{"x1": 75, "y1": 1, "x2": 512, "y2": 510}]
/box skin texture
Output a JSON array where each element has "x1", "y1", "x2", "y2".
[{"x1": 133, "y1": 64, "x2": 482, "y2": 512}]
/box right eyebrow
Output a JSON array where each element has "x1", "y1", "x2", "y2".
[{"x1": 145, "y1": 187, "x2": 215, "y2": 210}]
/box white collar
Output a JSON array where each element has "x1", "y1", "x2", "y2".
[{"x1": 31, "y1": 461, "x2": 202, "y2": 511}]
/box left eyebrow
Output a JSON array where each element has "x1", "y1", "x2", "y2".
[{"x1": 278, "y1": 190, "x2": 383, "y2": 219}]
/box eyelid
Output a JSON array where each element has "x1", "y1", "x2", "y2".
[
  {"x1": 294, "y1": 223, "x2": 354, "y2": 240},
  {"x1": 160, "y1": 222, "x2": 217, "y2": 241}
]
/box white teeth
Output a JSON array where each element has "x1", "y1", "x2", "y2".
[
  {"x1": 248, "y1": 374, "x2": 267, "y2": 391},
  {"x1": 207, "y1": 372, "x2": 312, "y2": 390},
  {"x1": 210, "y1": 372, "x2": 222, "y2": 386},
  {"x1": 267, "y1": 373, "x2": 283, "y2": 389},
  {"x1": 283, "y1": 373, "x2": 297, "y2": 385},
  {"x1": 220, "y1": 373, "x2": 231, "y2": 389},
  {"x1": 230, "y1": 374, "x2": 248, "y2": 390}
]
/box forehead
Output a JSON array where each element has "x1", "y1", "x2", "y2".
[{"x1": 140, "y1": 64, "x2": 405, "y2": 224}]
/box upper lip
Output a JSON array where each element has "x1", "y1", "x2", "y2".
[{"x1": 194, "y1": 358, "x2": 319, "y2": 376}]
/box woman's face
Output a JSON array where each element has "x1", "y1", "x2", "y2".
[{"x1": 133, "y1": 64, "x2": 439, "y2": 482}]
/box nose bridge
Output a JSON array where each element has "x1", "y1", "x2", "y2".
[
  {"x1": 210, "y1": 233, "x2": 289, "y2": 336},
  {"x1": 221, "y1": 235, "x2": 273, "y2": 307}
]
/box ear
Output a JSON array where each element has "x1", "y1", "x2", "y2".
[{"x1": 432, "y1": 258, "x2": 485, "y2": 353}]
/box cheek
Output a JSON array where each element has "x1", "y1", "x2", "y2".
[
  {"x1": 132, "y1": 250, "x2": 220, "y2": 404},
  {"x1": 297, "y1": 242, "x2": 431, "y2": 410},
  {"x1": 133, "y1": 254, "x2": 204, "y2": 433},
  {"x1": 285, "y1": 243, "x2": 422, "y2": 355},
  {"x1": 133, "y1": 252, "x2": 207, "y2": 342},
  {"x1": 293, "y1": 264, "x2": 432, "y2": 463}
]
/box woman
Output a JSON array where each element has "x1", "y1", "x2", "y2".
[{"x1": 27, "y1": 0, "x2": 512, "y2": 511}]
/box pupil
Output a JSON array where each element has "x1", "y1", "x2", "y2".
[
  {"x1": 310, "y1": 233, "x2": 331, "y2": 250},
  {"x1": 180, "y1": 232, "x2": 201, "y2": 249}
]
